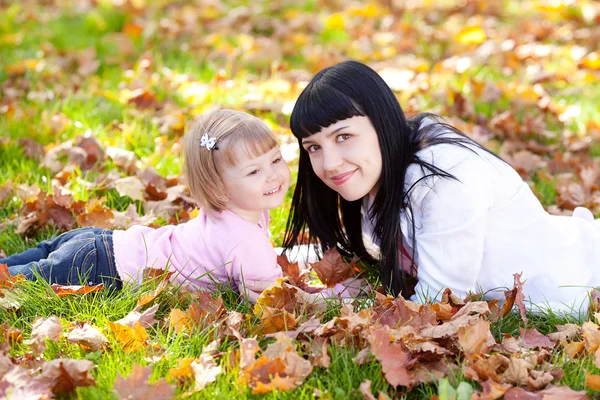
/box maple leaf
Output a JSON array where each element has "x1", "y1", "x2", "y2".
[
  {"x1": 108, "y1": 321, "x2": 149, "y2": 352},
  {"x1": 309, "y1": 248, "x2": 357, "y2": 287},
  {"x1": 256, "y1": 305, "x2": 298, "y2": 334},
  {"x1": 0, "y1": 263, "x2": 25, "y2": 289},
  {"x1": 136, "y1": 270, "x2": 173, "y2": 306},
  {"x1": 547, "y1": 324, "x2": 581, "y2": 342},
  {"x1": 0, "y1": 365, "x2": 54, "y2": 399},
  {"x1": 503, "y1": 357, "x2": 530, "y2": 386},
  {"x1": 76, "y1": 199, "x2": 115, "y2": 229},
  {"x1": 512, "y1": 272, "x2": 528, "y2": 323},
  {"x1": 113, "y1": 364, "x2": 175, "y2": 400},
  {"x1": 66, "y1": 322, "x2": 109, "y2": 351},
  {"x1": 190, "y1": 354, "x2": 222, "y2": 391},
  {"x1": 502, "y1": 386, "x2": 543, "y2": 399},
  {"x1": 28, "y1": 315, "x2": 62, "y2": 354},
  {"x1": 368, "y1": 326, "x2": 415, "y2": 388},
  {"x1": 519, "y1": 328, "x2": 555, "y2": 349},
  {"x1": 168, "y1": 308, "x2": 191, "y2": 334},
  {"x1": 457, "y1": 319, "x2": 496, "y2": 355},
  {"x1": 40, "y1": 358, "x2": 96, "y2": 395},
  {"x1": 276, "y1": 253, "x2": 307, "y2": 286},
  {"x1": 51, "y1": 283, "x2": 104, "y2": 297},
  {"x1": 115, "y1": 304, "x2": 159, "y2": 328},
  {"x1": 539, "y1": 384, "x2": 589, "y2": 399}
]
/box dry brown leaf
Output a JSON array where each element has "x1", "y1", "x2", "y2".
[
  {"x1": 503, "y1": 357, "x2": 530, "y2": 386},
  {"x1": 539, "y1": 384, "x2": 589, "y2": 399},
  {"x1": 0, "y1": 263, "x2": 25, "y2": 289},
  {"x1": 29, "y1": 315, "x2": 62, "y2": 354},
  {"x1": 40, "y1": 358, "x2": 96, "y2": 395},
  {"x1": 457, "y1": 319, "x2": 495, "y2": 355},
  {"x1": 309, "y1": 248, "x2": 357, "y2": 287},
  {"x1": 520, "y1": 328, "x2": 555, "y2": 349},
  {"x1": 565, "y1": 341, "x2": 585, "y2": 359},
  {"x1": 359, "y1": 379, "x2": 377, "y2": 400},
  {"x1": 114, "y1": 364, "x2": 175, "y2": 400},
  {"x1": 66, "y1": 322, "x2": 109, "y2": 351},
  {"x1": 190, "y1": 354, "x2": 222, "y2": 391},
  {"x1": 547, "y1": 324, "x2": 581, "y2": 342},
  {"x1": 115, "y1": 304, "x2": 159, "y2": 328},
  {"x1": 368, "y1": 326, "x2": 415, "y2": 388}
]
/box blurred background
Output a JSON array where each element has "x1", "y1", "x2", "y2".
[{"x1": 1, "y1": 0, "x2": 600, "y2": 248}]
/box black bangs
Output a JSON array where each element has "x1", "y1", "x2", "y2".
[{"x1": 290, "y1": 81, "x2": 365, "y2": 139}]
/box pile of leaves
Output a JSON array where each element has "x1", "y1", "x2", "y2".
[{"x1": 3, "y1": 255, "x2": 600, "y2": 399}]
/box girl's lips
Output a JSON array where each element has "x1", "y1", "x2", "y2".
[{"x1": 330, "y1": 169, "x2": 357, "y2": 185}]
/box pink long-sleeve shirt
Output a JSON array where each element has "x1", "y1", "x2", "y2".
[{"x1": 112, "y1": 209, "x2": 283, "y2": 291}]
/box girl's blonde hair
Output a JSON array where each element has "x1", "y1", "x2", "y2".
[{"x1": 184, "y1": 109, "x2": 278, "y2": 213}]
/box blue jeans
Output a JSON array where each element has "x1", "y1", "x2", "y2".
[{"x1": 1, "y1": 227, "x2": 122, "y2": 289}]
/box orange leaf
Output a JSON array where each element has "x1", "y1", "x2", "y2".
[
  {"x1": 0, "y1": 263, "x2": 25, "y2": 288},
  {"x1": 368, "y1": 326, "x2": 414, "y2": 387},
  {"x1": 51, "y1": 284, "x2": 104, "y2": 297},
  {"x1": 137, "y1": 279, "x2": 170, "y2": 307},
  {"x1": 167, "y1": 358, "x2": 195, "y2": 383},
  {"x1": 585, "y1": 372, "x2": 600, "y2": 390},
  {"x1": 108, "y1": 321, "x2": 148, "y2": 352}
]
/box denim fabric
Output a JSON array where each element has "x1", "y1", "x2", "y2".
[{"x1": 1, "y1": 227, "x2": 122, "y2": 289}]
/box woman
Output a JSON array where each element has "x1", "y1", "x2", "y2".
[{"x1": 283, "y1": 60, "x2": 600, "y2": 315}]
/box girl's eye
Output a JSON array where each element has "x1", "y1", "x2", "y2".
[
  {"x1": 337, "y1": 133, "x2": 351, "y2": 142},
  {"x1": 247, "y1": 169, "x2": 259, "y2": 176},
  {"x1": 307, "y1": 145, "x2": 320, "y2": 153},
  {"x1": 272, "y1": 157, "x2": 282, "y2": 164}
]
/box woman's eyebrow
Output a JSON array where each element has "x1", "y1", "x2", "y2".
[{"x1": 302, "y1": 126, "x2": 348, "y2": 145}]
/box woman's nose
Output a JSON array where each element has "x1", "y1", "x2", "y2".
[{"x1": 322, "y1": 148, "x2": 343, "y2": 172}]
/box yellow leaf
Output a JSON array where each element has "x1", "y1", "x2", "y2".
[
  {"x1": 108, "y1": 321, "x2": 148, "y2": 352},
  {"x1": 348, "y1": 3, "x2": 381, "y2": 18},
  {"x1": 168, "y1": 358, "x2": 195, "y2": 383},
  {"x1": 169, "y1": 308, "x2": 191, "y2": 334},
  {"x1": 580, "y1": 52, "x2": 600, "y2": 70},
  {"x1": 456, "y1": 26, "x2": 487, "y2": 45},
  {"x1": 325, "y1": 13, "x2": 345, "y2": 31}
]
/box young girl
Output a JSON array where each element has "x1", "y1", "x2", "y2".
[
  {"x1": 2, "y1": 110, "x2": 351, "y2": 301},
  {"x1": 284, "y1": 60, "x2": 600, "y2": 315}
]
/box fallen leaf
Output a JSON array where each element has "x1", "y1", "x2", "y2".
[
  {"x1": 457, "y1": 319, "x2": 495, "y2": 355},
  {"x1": 116, "y1": 304, "x2": 159, "y2": 328},
  {"x1": 108, "y1": 321, "x2": 149, "y2": 352},
  {"x1": 368, "y1": 326, "x2": 415, "y2": 387},
  {"x1": 40, "y1": 358, "x2": 96, "y2": 395},
  {"x1": 113, "y1": 364, "x2": 175, "y2": 400},
  {"x1": 51, "y1": 284, "x2": 104, "y2": 297},
  {"x1": 309, "y1": 248, "x2": 357, "y2": 287},
  {"x1": 29, "y1": 315, "x2": 62, "y2": 354},
  {"x1": 190, "y1": 354, "x2": 222, "y2": 391},
  {"x1": 503, "y1": 357, "x2": 530, "y2": 386},
  {"x1": 66, "y1": 322, "x2": 109, "y2": 351},
  {"x1": 520, "y1": 328, "x2": 555, "y2": 349}
]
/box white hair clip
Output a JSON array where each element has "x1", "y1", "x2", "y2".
[{"x1": 200, "y1": 132, "x2": 218, "y2": 150}]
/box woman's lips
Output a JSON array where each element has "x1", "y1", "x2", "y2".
[{"x1": 330, "y1": 169, "x2": 357, "y2": 185}]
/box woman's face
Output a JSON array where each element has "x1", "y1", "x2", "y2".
[{"x1": 300, "y1": 115, "x2": 383, "y2": 201}]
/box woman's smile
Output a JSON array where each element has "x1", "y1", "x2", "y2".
[{"x1": 329, "y1": 169, "x2": 358, "y2": 185}]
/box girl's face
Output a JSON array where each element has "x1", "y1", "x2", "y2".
[
  {"x1": 300, "y1": 115, "x2": 383, "y2": 201},
  {"x1": 219, "y1": 146, "x2": 291, "y2": 223}
]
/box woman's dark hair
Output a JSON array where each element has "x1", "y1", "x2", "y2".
[{"x1": 283, "y1": 60, "x2": 499, "y2": 298}]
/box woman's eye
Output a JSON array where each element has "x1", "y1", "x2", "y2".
[
  {"x1": 307, "y1": 145, "x2": 320, "y2": 153},
  {"x1": 337, "y1": 133, "x2": 351, "y2": 142},
  {"x1": 247, "y1": 169, "x2": 259, "y2": 176}
]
